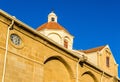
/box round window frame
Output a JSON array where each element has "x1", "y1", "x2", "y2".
[{"x1": 10, "y1": 33, "x2": 24, "y2": 49}]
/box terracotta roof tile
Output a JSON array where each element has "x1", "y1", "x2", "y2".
[
  {"x1": 36, "y1": 22, "x2": 69, "y2": 33},
  {"x1": 79, "y1": 46, "x2": 106, "y2": 53}
]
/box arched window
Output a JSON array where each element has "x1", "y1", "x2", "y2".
[
  {"x1": 64, "y1": 39, "x2": 68, "y2": 48},
  {"x1": 51, "y1": 17, "x2": 55, "y2": 21}
]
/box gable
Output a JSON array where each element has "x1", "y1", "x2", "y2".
[{"x1": 99, "y1": 45, "x2": 118, "y2": 76}]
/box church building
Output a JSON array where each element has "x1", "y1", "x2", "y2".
[{"x1": 0, "y1": 9, "x2": 119, "y2": 82}]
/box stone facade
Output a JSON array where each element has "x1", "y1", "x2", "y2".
[{"x1": 0, "y1": 9, "x2": 119, "y2": 82}]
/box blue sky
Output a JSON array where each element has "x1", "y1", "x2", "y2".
[{"x1": 0, "y1": 0, "x2": 120, "y2": 77}]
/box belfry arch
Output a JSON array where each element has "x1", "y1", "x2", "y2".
[
  {"x1": 43, "y1": 56, "x2": 73, "y2": 82},
  {"x1": 47, "y1": 33, "x2": 62, "y2": 44}
]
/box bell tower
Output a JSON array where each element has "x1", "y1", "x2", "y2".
[
  {"x1": 48, "y1": 11, "x2": 57, "y2": 22},
  {"x1": 37, "y1": 11, "x2": 74, "y2": 50}
]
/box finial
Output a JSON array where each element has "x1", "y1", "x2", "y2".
[{"x1": 51, "y1": 8, "x2": 54, "y2": 13}]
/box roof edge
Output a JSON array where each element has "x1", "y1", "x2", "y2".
[{"x1": 78, "y1": 45, "x2": 106, "y2": 53}]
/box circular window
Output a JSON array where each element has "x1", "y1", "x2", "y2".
[{"x1": 10, "y1": 34, "x2": 21, "y2": 46}]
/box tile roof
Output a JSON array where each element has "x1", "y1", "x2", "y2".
[
  {"x1": 36, "y1": 22, "x2": 69, "y2": 33},
  {"x1": 79, "y1": 46, "x2": 106, "y2": 53}
]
